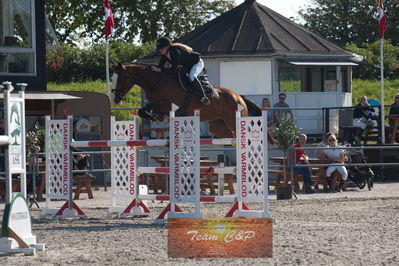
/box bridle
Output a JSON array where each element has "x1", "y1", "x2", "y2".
[{"x1": 111, "y1": 63, "x2": 172, "y2": 102}]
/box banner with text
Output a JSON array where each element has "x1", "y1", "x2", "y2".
[{"x1": 168, "y1": 218, "x2": 272, "y2": 258}]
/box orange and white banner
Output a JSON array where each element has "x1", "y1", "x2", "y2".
[{"x1": 168, "y1": 218, "x2": 273, "y2": 258}]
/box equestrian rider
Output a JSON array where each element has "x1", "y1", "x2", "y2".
[{"x1": 151, "y1": 36, "x2": 211, "y2": 106}]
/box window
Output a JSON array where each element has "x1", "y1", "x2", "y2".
[
  {"x1": 279, "y1": 62, "x2": 350, "y2": 92},
  {"x1": 0, "y1": 0, "x2": 35, "y2": 75},
  {"x1": 279, "y1": 62, "x2": 301, "y2": 92}
]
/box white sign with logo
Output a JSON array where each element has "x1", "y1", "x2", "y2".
[{"x1": 8, "y1": 100, "x2": 23, "y2": 171}]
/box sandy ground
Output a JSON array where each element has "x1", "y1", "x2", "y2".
[{"x1": 1, "y1": 182, "x2": 399, "y2": 265}]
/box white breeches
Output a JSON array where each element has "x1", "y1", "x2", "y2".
[
  {"x1": 326, "y1": 164, "x2": 348, "y2": 180},
  {"x1": 189, "y1": 58, "x2": 204, "y2": 81}
]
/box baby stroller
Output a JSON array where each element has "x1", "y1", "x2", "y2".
[{"x1": 346, "y1": 148, "x2": 374, "y2": 190}]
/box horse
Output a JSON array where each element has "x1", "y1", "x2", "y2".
[{"x1": 111, "y1": 63, "x2": 270, "y2": 140}]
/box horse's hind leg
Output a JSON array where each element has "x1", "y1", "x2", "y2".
[{"x1": 208, "y1": 120, "x2": 234, "y2": 138}]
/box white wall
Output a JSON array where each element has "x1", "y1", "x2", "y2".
[
  {"x1": 203, "y1": 59, "x2": 220, "y2": 86},
  {"x1": 220, "y1": 60, "x2": 272, "y2": 95},
  {"x1": 284, "y1": 92, "x2": 352, "y2": 134}
]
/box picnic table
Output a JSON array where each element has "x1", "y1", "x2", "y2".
[{"x1": 146, "y1": 156, "x2": 234, "y2": 195}]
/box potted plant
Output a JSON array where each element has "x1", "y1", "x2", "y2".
[
  {"x1": 26, "y1": 123, "x2": 44, "y2": 154},
  {"x1": 272, "y1": 116, "x2": 299, "y2": 200}
]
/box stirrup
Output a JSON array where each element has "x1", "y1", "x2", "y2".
[{"x1": 200, "y1": 96, "x2": 210, "y2": 106}]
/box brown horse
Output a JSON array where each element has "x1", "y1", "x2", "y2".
[{"x1": 111, "y1": 63, "x2": 265, "y2": 139}]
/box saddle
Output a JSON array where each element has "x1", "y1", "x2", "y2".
[{"x1": 177, "y1": 69, "x2": 214, "y2": 96}]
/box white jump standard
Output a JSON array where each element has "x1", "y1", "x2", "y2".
[
  {"x1": 43, "y1": 105, "x2": 271, "y2": 221},
  {"x1": 0, "y1": 82, "x2": 45, "y2": 256}
]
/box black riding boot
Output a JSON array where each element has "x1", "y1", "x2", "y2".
[{"x1": 192, "y1": 77, "x2": 210, "y2": 105}]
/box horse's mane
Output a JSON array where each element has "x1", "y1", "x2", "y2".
[{"x1": 125, "y1": 61, "x2": 152, "y2": 67}]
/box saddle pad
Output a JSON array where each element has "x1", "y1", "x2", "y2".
[{"x1": 177, "y1": 70, "x2": 214, "y2": 96}]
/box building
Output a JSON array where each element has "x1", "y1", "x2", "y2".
[
  {"x1": 0, "y1": 0, "x2": 46, "y2": 90},
  {"x1": 144, "y1": 0, "x2": 361, "y2": 134}
]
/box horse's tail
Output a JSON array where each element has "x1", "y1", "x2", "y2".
[{"x1": 241, "y1": 95, "x2": 262, "y2": 116}]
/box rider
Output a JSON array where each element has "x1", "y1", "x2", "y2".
[{"x1": 151, "y1": 36, "x2": 210, "y2": 106}]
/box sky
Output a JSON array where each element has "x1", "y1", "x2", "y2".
[{"x1": 236, "y1": 0, "x2": 312, "y2": 20}]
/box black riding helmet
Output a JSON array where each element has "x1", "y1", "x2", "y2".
[{"x1": 156, "y1": 36, "x2": 171, "y2": 50}]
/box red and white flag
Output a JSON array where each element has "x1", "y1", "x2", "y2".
[
  {"x1": 104, "y1": 0, "x2": 114, "y2": 40},
  {"x1": 379, "y1": 0, "x2": 386, "y2": 39}
]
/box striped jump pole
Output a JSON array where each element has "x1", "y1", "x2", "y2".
[
  {"x1": 71, "y1": 138, "x2": 234, "y2": 148},
  {"x1": 109, "y1": 106, "x2": 271, "y2": 220},
  {"x1": 108, "y1": 105, "x2": 203, "y2": 219},
  {"x1": 136, "y1": 166, "x2": 236, "y2": 175}
]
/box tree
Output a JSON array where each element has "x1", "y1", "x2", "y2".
[
  {"x1": 272, "y1": 116, "x2": 299, "y2": 183},
  {"x1": 298, "y1": 0, "x2": 399, "y2": 47},
  {"x1": 45, "y1": 0, "x2": 235, "y2": 45},
  {"x1": 346, "y1": 40, "x2": 399, "y2": 79}
]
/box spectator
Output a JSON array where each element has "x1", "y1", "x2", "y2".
[
  {"x1": 389, "y1": 93, "x2": 399, "y2": 119},
  {"x1": 273, "y1": 92, "x2": 294, "y2": 126},
  {"x1": 315, "y1": 132, "x2": 334, "y2": 159},
  {"x1": 262, "y1": 98, "x2": 273, "y2": 124},
  {"x1": 323, "y1": 134, "x2": 348, "y2": 192},
  {"x1": 291, "y1": 134, "x2": 315, "y2": 194},
  {"x1": 353, "y1": 96, "x2": 375, "y2": 130}
]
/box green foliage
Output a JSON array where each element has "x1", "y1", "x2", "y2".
[
  {"x1": 26, "y1": 124, "x2": 45, "y2": 153},
  {"x1": 299, "y1": 0, "x2": 399, "y2": 47},
  {"x1": 45, "y1": 0, "x2": 235, "y2": 45},
  {"x1": 352, "y1": 78, "x2": 399, "y2": 110},
  {"x1": 47, "y1": 81, "x2": 141, "y2": 121},
  {"x1": 280, "y1": 80, "x2": 301, "y2": 92},
  {"x1": 46, "y1": 42, "x2": 154, "y2": 83},
  {"x1": 272, "y1": 116, "x2": 299, "y2": 152},
  {"x1": 346, "y1": 41, "x2": 399, "y2": 80}
]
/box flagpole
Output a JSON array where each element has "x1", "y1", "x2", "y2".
[
  {"x1": 380, "y1": 38, "x2": 385, "y2": 144},
  {"x1": 106, "y1": 40, "x2": 110, "y2": 99}
]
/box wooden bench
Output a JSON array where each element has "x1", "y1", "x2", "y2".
[
  {"x1": 73, "y1": 175, "x2": 96, "y2": 199},
  {"x1": 0, "y1": 177, "x2": 20, "y2": 199},
  {"x1": 139, "y1": 173, "x2": 167, "y2": 194},
  {"x1": 200, "y1": 173, "x2": 235, "y2": 195},
  {"x1": 268, "y1": 169, "x2": 326, "y2": 192},
  {"x1": 341, "y1": 125, "x2": 381, "y2": 145}
]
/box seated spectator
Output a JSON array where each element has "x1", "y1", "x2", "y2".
[
  {"x1": 323, "y1": 134, "x2": 348, "y2": 192},
  {"x1": 389, "y1": 94, "x2": 399, "y2": 123},
  {"x1": 72, "y1": 132, "x2": 92, "y2": 176},
  {"x1": 273, "y1": 93, "x2": 294, "y2": 126},
  {"x1": 262, "y1": 98, "x2": 273, "y2": 125},
  {"x1": 353, "y1": 96, "x2": 375, "y2": 131},
  {"x1": 291, "y1": 134, "x2": 314, "y2": 194},
  {"x1": 315, "y1": 132, "x2": 334, "y2": 159}
]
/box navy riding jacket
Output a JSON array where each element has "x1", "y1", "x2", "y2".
[
  {"x1": 353, "y1": 103, "x2": 375, "y2": 119},
  {"x1": 158, "y1": 45, "x2": 200, "y2": 73}
]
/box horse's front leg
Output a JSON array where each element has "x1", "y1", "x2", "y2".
[{"x1": 138, "y1": 104, "x2": 165, "y2": 122}]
